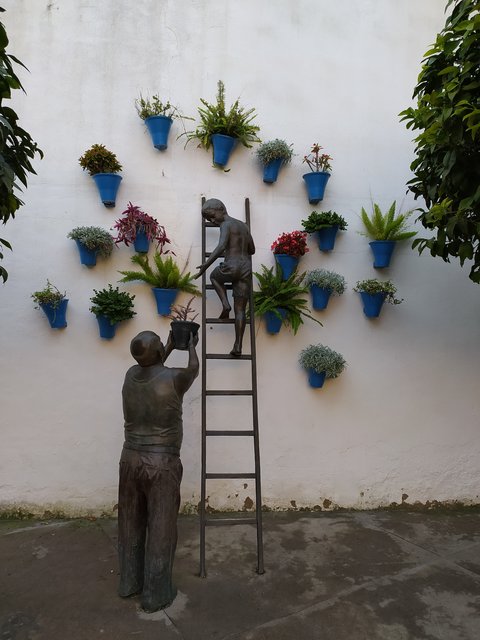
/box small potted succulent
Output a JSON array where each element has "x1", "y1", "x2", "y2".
[
  {"x1": 256, "y1": 138, "x2": 293, "y2": 184},
  {"x1": 89, "y1": 284, "x2": 136, "y2": 339},
  {"x1": 353, "y1": 278, "x2": 402, "y2": 318},
  {"x1": 360, "y1": 201, "x2": 417, "y2": 268},
  {"x1": 67, "y1": 226, "x2": 115, "y2": 266},
  {"x1": 301, "y1": 210, "x2": 348, "y2": 252},
  {"x1": 113, "y1": 202, "x2": 172, "y2": 254},
  {"x1": 271, "y1": 230, "x2": 309, "y2": 280},
  {"x1": 168, "y1": 297, "x2": 200, "y2": 350},
  {"x1": 32, "y1": 280, "x2": 68, "y2": 329},
  {"x1": 118, "y1": 252, "x2": 200, "y2": 316},
  {"x1": 303, "y1": 269, "x2": 347, "y2": 311},
  {"x1": 299, "y1": 344, "x2": 346, "y2": 388},
  {"x1": 302, "y1": 143, "x2": 332, "y2": 204},
  {"x1": 253, "y1": 264, "x2": 321, "y2": 335},
  {"x1": 78, "y1": 144, "x2": 123, "y2": 207},
  {"x1": 135, "y1": 94, "x2": 187, "y2": 151},
  {"x1": 183, "y1": 80, "x2": 260, "y2": 168}
]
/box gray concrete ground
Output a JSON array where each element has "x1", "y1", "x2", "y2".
[{"x1": 1, "y1": 510, "x2": 480, "y2": 639}]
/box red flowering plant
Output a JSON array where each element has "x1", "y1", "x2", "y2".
[
  {"x1": 303, "y1": 143, "x2": 332, "y2": 173},
  {"x1": 112, "y1": 202, "x2": 172, "y2": 252},
  {"x1": 271, "y1": 230, "x2": 309, "y2": 258}
]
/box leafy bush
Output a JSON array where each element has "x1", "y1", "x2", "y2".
[
  {"x1": 301, "y1": 210, "x2": 348, "y2": 232},
  {"x1": 113, "y1": 202, "x2": 171, "y2": 250},
  {"x1": 303, "y1": 269, "x2": 346, "y2": 295},
  {"x1": 67, "y1": 226, "x2": 114, "y2": 257},
  {"x1": 271, "y1": 231, "x2": 309, "y2": 257},
  {"x1": 119, "y1": 253, "x2": 200, "y2": 294},
  {"x1": 32, "y1": 280, "x2": 66, "y2": 309},
  {"x1": 353, "y1": 279, "x2": 402, "y2": 305},
  {"x1": 299, "y1": 344, "x2": 346, "y2": 378},
  {"x1": 89, "y1": 285, "x2": 136, "y2": 324},
  {"x1": 360, "y1": 202, "x2": 416, "y2": 241},
  {"x1": 78, "y1": 144, "x2": 122, "y2": 176},
  {"x1": 256, "y1": 139, "x2": 293, "y2": 165}
]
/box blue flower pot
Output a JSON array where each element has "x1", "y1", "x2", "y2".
[
  {"x1": 302, "y1": 172, "x2": 331, "y2": 204},
  {"x1": 92, "y1": 173, "x2": 122, "y2": 208},
  {"x1": 307, "y1": 369, "x2": 326, "y2": 388},
  {"x1": 310, "y1": 285, "x2": 332, "y2": 311},
  {"x1": 96, "y1": 314, "x2": 117, "y2": 339},
  {"x1": 264, "y1": 308, "x2": 287, "y2": 334},
  {"x1": 360, "y1": 291, "x2": 387, "y2": 318},
  {"x1": 369, "y1": 240, "x2": 396, "y2": 268},
  {"x1": 211, "y1": 134, "x2": 236, "y2": 167},
  {"x1": 133, "y1": 230, "x2": 150, "y2": 253},
  {"x1": 145, "y1": 115, "x2": 173, "y2": 150},
  {"x1": 75, "y1": 240, "x2": 97, "y2": 266},
  {"x1": 152, "y1": 288, "x2": 178, "y2": 316},
  {"x1": 274, "y1": 254, "x2": 299, "y2": 280},
  {"x1": 40, "y1": 299, "x2": 68, "y2": 329},
  {"x1": 263, "y1": 158, "x2": 283, "y2": 184},
  {"x1": 316, "y1": 225, "x2": 339, "y2": 252}
]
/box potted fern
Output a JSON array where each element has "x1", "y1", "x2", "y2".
[
  {"x1": 253, "y1": 264, "x2": 321, "y2": 335},
  {"x1": 135, "y1": 94, "x2": 187, "y2": 151},
  {"x1": 302, "y1": 143, "x2": 332, "y2": 204},
  {"x1": 67, "y1": 226, "x2": 114, "y2": 266},
  {"x1": 184, "y1": 80, "x2": 260, "y2": 168},
  {"x1": 32, "y1": 280, "x2": 68, "y2": 329},
  {"x1": 89, "y1": 285, "x2": 136, "y2": 339},
  {"x1": 78, "y1": 144, "x2": 123, "y2": 207},
  {"x1": 168, "y1": 297, "x2": 200, "y2": 350},
  {"x1": 360, "y1": 202, "x2": 417, "y2": 268},
  {"x1": 256, "y1": 139, "x2": 293, "y2": 184},
  {"x1": 301, "y1": 210, "x2": 348, "y2": 252},
  {"x1": 299, "y1": 344, "x2": 346, "y2": 388},
  {"x1": 113, "y1": 202, "x2": 171, "y2": 254},
  {"x1": 118, "y1": 253, "x2": 200, "y2": 316},
  {"x1": 353, "y1": 278, "x2": 402, "y2": 318},
  {"x1": 303, "y1": 269, "x2": 346, "y2": 311}
]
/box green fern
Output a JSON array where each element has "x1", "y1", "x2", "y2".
[
  {"x1": 360, "y1": 201, "x2": 417, "y2": 241},
  {"x1": 118, "y1": 253, "x2": 200, "y2": 295}
]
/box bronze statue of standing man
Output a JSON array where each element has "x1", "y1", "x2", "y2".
[{"x1": 195, "y1": 198, "x2": 255, "y2": 356}]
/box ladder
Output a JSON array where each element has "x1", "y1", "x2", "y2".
[{"x1": 199, "y1": 197, "x2": 264, "y2": 578}]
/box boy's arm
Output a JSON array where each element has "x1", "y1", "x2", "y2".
[{"x1": 195, "y1": 223, "x2": 230, "y2": 278}]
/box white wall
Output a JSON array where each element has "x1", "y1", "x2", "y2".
[{"x1": 1, "y1": 0, "x2": 479, "y2": 515}]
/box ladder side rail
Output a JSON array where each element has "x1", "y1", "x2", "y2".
[{"x1": 200, "y1": 202, "x2": 207, "y2": 578}]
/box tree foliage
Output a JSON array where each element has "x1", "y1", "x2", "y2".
[
  {"x1": 0, "y1": 7, "x2": 43, "y2": 282},
  {"x1": 400, "y1": 0, "x2": 480, "y2": 282}
]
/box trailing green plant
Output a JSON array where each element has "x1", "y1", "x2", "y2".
[
  {"x1": 31, "y1": 280, "x2": 66, "y2": 309},
  {"x1": 89, "y1": 285, "x2": 136, "y2": 325},
  {"x1": 302, "y1": 143, "x2": 332, "y2": 173},
  {"x1": 168, "y1": 297, "x2": 199, "y2": 322},
  {"x1": 256, "y1": 139, "x2": 293, "y2": 165},
  {"x1": 353, "y1": 279, "x2": 402, "y2": 305},
  {"x1": 0, "y1": 7, "x2": 43, "y2": 282},
  {"x1": 399, "y1": 0, "x2": 480, "y2": 283},
  {"x1": 112, "y1": 202, "x2": 171, "y2": 250},
  {"x1": 299, "y1": 344, "x2": 346, "y2": 378},
  {"x1": 252, "y1": 264, "x2": 322, "y2": 334},
  {"x1": 303, "y1": 269, "x2": 346, "y2": 295},
  {"x1": 301, "y1": 210, "x2": 348, "y2": 233},
  {"x1": 67, "y1": 226, "x2": 114, "y2": 258},
  {"x1": 135, "y1": 94, "x2": 182, "y2": 120},
  {"x1": 360, "y1": 202, "x2": 417, "y2": 241},
  {"x1": 184, "y1": 80, "x2": 260, "y2": 150},
  {"x1": 78, "y1": 144, "x2": 122, "y2": 176},
  {"x1": 118, "y1": 253, "x2": 200, "y2": 294}
]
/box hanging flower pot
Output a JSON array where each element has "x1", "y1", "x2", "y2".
[
  {"x1": 256, "y1": 139, "x2": 293, "y2": 184},
  {"x1": 89, "y1": 285, "x2": 136, "y2": 339},
  {"x1": 133, "y1": 230, "x2": 150, "y2": 253},
  {"x1": 299, "y1": 344, "x2": 346, "y2": 389},
  {"x1": 68, "y1": 226, "x2": 114, "y2": 267},
  {"x1": 360, "y1": 291, "x2": 386, "y2": 318},
  {"x1": 264, "y1": 308, "x2": 287, "y2": 334},
  {"x1": 354, "y1": 279, "x2": 402, "y2": 318},
  {"x1": 310, "y1": 285, "x2": 332, "y2": 311},
  {"x1": 369, "y1": 240, "x2": 396, "y2": 268},
  {"x1": 304, "y1": 269, "x2": 346, "y2": 311},
  {"x1": 274, "y1": 254, "x2": 299, "y2": 280},
  {"x1": 211, "y1": 133, "x2": 236, "y2": 167},
  {"x1": 152, "y1": 287, "x2": 179, "y2": 316},
  {"x1": 41, "y1": 299, "x2": 69, "y2": 329},
  {"x1": 263, "y1": 158, "x2": 283, "y2": 184},
  {"x1": 75, "y1": 240, "x2": 97, "y2": 266},
  {"x1": 96, "y1": 314, "x2": 117, "y2": 339},
  {"x1": 316, "y1": 225, "x2": 339, "y2": 252},
  {"x1": 271, "y1": 231, "x2": 308, "y2": 281},
  {"x1": 92, "y1": 173, "x2": 122, "y2": 208},
  {"x1": 144, "y1": 115, "x2": 173, "y2": 150},
  {"x1": 302, "y1": 172, "x2": 331, "y2": 204},
  {"x1": 307, "y1": 369, "x2": 326, "y2": 388}
]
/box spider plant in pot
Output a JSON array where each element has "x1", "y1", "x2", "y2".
[
  {"x1": 302, "y1": 143, "x2": 332, "y2": 204},
  {"x1": 78, "y1": 144, "x2": 123, "y2": 207},
  {"x1": 271, "y1": 230, "x2": 309, "y2": 280},
  {"x1": 360, "y1": 201, "x2": 417, "y2": 268},
  {"x1": 252, "y1": 264, "x2": 322, "y2": 335},
  {"x1": 67, "y1": 226, "x2": 115, "y2": 267},
  {"x1": 256, "y1": 138, "x2": 293, "y2": 184},
  {"x1": 32, "y1": 280, "x2": 68, "y2": 329},
  {"x1": 353, "y1": 278, "x2": 402, "y2": 318},
  {"x1": 301, "y1": 210, "x2": 348, "y2": 252},
  {"x1": 113, "y1": 202, "x2": 172, "y2": 254},
  {"x1": 168, "y1": 296, "x2": 200, "y2": 350},
  {"x1": 303, "y1": 269, "x2": 347, "y2": 311},
  {"x1": 135, "y1": 94, "x2": 190, "y2": 150},
  {"x1": 183, "y1": 80, "x2": 260, "y2": 168},
  {"x1": 89, "y1": 285, "x2": 136, "y2": 339},
  {"x1": 299, "y1": 344, "x2": 346, "y2": 388},
  {"x1": 118, "y1": 252, "x2": 200, "y2": 316}
]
